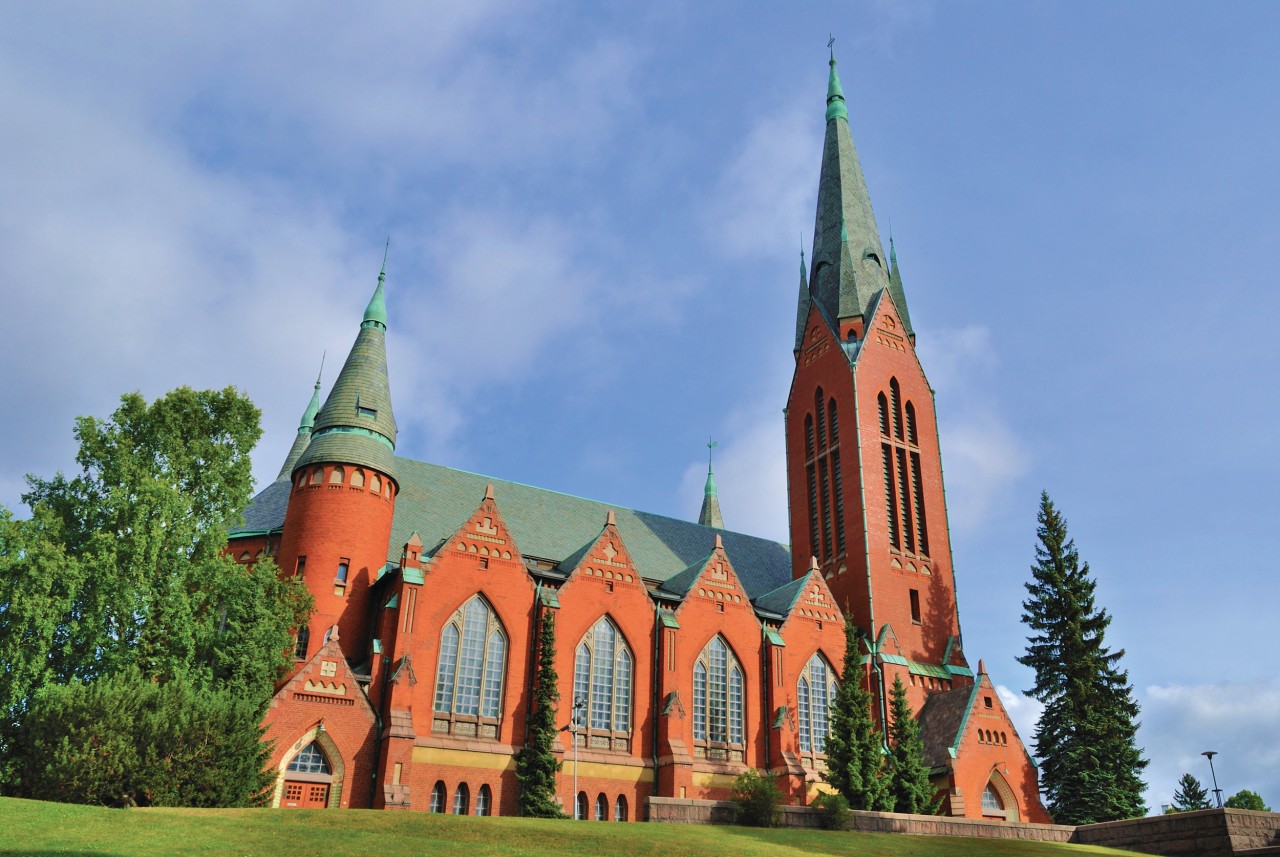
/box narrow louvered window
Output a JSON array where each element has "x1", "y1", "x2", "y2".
[
  {"x1": 878, "y1": 393, "x2": 890, "y2": 436},
  {"x1": 828, "y1": 399, "x2": 839, "y2": 447},
  {"x1": 911, "y1": 451, "x2": 929, "y2": 556},
  {"x1": 905, "y1": 401, "x2": 918, "y2": 446},
  {"x1": 805, "y1": 414, "x2": 815, "y2": 459},
  {"x1": 883, "y1": 444, "x2": 900, "y2": 549},
  {"x1": 832, "y1": 452, "x2": 846, "y2": 554},
  {"x1": 819, "y1": 460, "x2": 833, "y2": 559},
  {"x1": 890, "y1": 378, "x2": 903, "y2": 440},
  {"x1": 806, "y1": 464, "x2": 820, "y2": 560},
  {"x1": 897, "y1": 447, "x2": 915, "y2": 553},
  {"x1": 815, "y1": 390, "x2": 827, "y2": 449}
]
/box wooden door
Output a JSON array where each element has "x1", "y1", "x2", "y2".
[{"x1": 282, "y1": 780, "x2": 330, "y2": 808}]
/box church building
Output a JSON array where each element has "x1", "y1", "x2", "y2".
[{"x1": 227, "y1": 54, "x2": 1051, "y2": 824}]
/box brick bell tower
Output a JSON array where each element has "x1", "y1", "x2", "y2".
[
  {"x1": 785, "y1": 51, "x2": 966, "y2": 708},
  {"x1": 276, "y1": 265, "x2": 398, "y2": 665}
]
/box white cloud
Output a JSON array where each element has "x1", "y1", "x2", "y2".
[
  {"x1": 996, "y1": 683, "x2": 1044, "y2": 752},
  {"x1": 705, "y1": 104, "x2": 820, "y2": 260}
]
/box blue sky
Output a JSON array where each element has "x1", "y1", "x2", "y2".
[{"x1": 1, "y1": 1, "x2": 1276, "y2": 813}]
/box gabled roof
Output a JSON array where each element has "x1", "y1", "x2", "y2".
[
  {"x1": 237, "y1": 455, "x2": 794, "y2": 600},
  {"x1": 656, "y1": 552, "x2": 716, "y2": 599},
  {"x1": 753, "y1": 570, "x2": 813, "y2": 619},
  {"x1": 917, "y1": 683, "x2": 981, "y2": 769}
]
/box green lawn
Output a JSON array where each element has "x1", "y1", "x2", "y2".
[{"x1": 0, "y1": 797, "x2": 1137, "y2": 857}]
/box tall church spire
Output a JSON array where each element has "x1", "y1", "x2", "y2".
[
  {"x1": 794, "y1": 246, "x2": 810, "y2": 351},
  {"x1": 275, "y1": 358, "x2": 325, "y2": 481},
  {"x1": 805, "y1": 49, "x2": 908, "y2": 339},
  {"x1": 296, "y1": 266, "x2": 398, "y2": 481}
]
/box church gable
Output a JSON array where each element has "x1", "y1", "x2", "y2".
[
  {"x1": 775, "y1": 568, "x2": 842, "y2": 637},
  {"x1": 559, "y1": 510, "x2": 644, "y2": 595},
  {"x1": 428, "y1": 485, "x2": 527, "y2": 579},
  {"x1": 666, "y1": 536, "x2": 752, "y2": 618},
  {"x1": 270, "y1": 626, "x2": 376, "y2": 719}
]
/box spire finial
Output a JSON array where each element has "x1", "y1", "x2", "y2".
[
  {"x1": 825, "y1": 39, "x2": 848, "y2": 122},
  {"x1": 363, "y1": 245, "x2": 389, "y2": 329},
  {"x1": 703, "y1": 438, "x2": 719, "y2": 497},
  {"x1": 316, "y1": 351, "x2": 325, "y2": 389}
]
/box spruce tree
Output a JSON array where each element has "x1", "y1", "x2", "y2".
[
  {"x1": 515, "y1": 607, "x2": 566, "y2": 817},
  {"x1": 886, "y1": 674, "x2": 936, "y2": 814},
  {"x1": 1018, "y1": 492, "x2": 1147, "y2": 824},
  {"x1": 823, "y1": 614, "x2": 891, "y2": 811},
  {"x1": 1171, "y1": 773, "x2": 1211, "y2": 811}
]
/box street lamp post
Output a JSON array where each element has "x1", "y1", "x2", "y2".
[
  {"x1": 1202, "y1": 750, "x2": 1223, "y2": 808},
  {"x1": 562, "y1": 698, "x2": 586, "y2": 819}
]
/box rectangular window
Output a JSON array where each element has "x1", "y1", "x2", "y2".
[
  {"x1": 358, "y1": 406, "x2": 377, "y2": 419},
  {"x1": 909, "y1": 589, "x2": 921, "y2": 623},
  {"x1": 295, "y1": 556, "x2": 307, "y2": 578},
  {"x1": 336, "y1": 559, "x2": 349, "y2": 583}
]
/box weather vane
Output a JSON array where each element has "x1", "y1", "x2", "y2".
[
  {"x1": 707, "y1": 436, "x2": 718, "y2": 466},
  {"x1": 828, "y1": 34, "x2": 836, "y2": 50}
]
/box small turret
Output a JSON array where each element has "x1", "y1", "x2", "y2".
[{"x1": 275, "y1": 360, "x2": 324, "y2": 481}]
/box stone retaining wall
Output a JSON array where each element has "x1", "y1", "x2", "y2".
[{"x1": 647, "y1": 798, "x2": 1280, "y2": 856}]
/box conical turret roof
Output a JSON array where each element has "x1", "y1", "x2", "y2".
[
  {"x1": 296, "y1": 268, "x2": 398, "y2": 480},
  {"x1": 275, "y1": 366, "x2": 324, "y2": 481}
]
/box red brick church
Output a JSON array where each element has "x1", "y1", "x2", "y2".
[{"x1": 228, "y1": 53, "x2": 1051, "y2": 824}]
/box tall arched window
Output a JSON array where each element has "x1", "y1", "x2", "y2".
[
  {"x1": 475, "y1": 784, "x2": 492, "y2": 816},
  {"x1": 614, "y1": 795, "x2": 628, "y2": 821},
  {"x1": 434, "y1": 597, "x2": 507, "y2": 721},
  {"x1": 797, "y1": 653, "x2": 837, "y2": 753},
  {"x1": 880, "y1": 378, "x2": 929, "y2": 556},
  {"x1": 595, "y1": 793, "x2": 608, "y2": 820},
  {"x1": 429, "y1": 781, "x2": 446, "y2": 813},
  {"x1": 452, "y1": 783, "x2": 469, "y2": 815},
  {"x1": 692, "y1": 636, "x2": 744, "y2": 747},
  {"x1": 575, "y1": 792, "x2": 588, "y2": 820},
  {"x1": 573, "y1": 617, "x2": 633, "y2": 734}
]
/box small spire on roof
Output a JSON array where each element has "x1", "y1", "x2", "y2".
[
  {"x1": 362, "y1": 241, "x2": 390, "y2": 330},
  {"x1": 698, "y1": 437, "x2": 725, "y2": 529},
  {"x1": 483, "y1": 483, "x2": 495, "y2": 501},
  {"x1": 606, "y1": 509, "x2": 616, "y2": 527}
]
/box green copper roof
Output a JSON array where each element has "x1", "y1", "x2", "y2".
[
  {"x1": 698, "y1": 463, "x2": 724, "y2": 529},
  {"x1": 297, "y1": 273, "x2": 398, "y2": 479},
  {"x1": 805, "y1": 51, "x2": 897, "y2": 338},
  {"x1": 886, "y1": 235, "x2": 914, "y2": 339},
  {"x1": 363, "y1": 269, "x2": 388, "y2": 329},
  {"x1": 794, "y1": 247, "x2": 810, "y2": 350},
  {"x1": 274, "y1": 369, "x2": 324, "y2": 481},
  {"x1": 825, "y1": 52, "x2": 848, "y2": 122}
]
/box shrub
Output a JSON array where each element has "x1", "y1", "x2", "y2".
[
  {"x1": 731, "y1": 769, "x2": 783, "y2": 828},
  {"x1": 812, "y1": 791, "x2": 852, "y2": 830}
]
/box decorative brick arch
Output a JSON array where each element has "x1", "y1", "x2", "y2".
[
  {"x1": 984, "y1": 768, "x2": 1020, "y2": 822},
  {"x1": 272, "y1": 725, "x2": 346, "y2": 809}
]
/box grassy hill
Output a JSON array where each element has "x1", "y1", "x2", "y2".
[{"x1": 0, "y1": 797, "x2": 1137, "y2": 857}]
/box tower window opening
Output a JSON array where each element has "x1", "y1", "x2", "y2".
[
  {"x1": 806, "y1": 464, "x2": 820, "y2": 561},
  {"x1": 815, "y1": 390, "x2": 827, "y2": 449},
  {"x1": 294, "y1": 625, "x2": 310, "y2": 661},
  {"x1": 910, "y1": 451, "x2": 929, "y2": 556},
  {"x1": 358, "y1": 406, "x2": 377, "y2": 419},
  {"x1": 832, "y1": 452, "x2": 846, "y2": 554},
  {"x1": 805, "y1": 414, "x2": 815, "y2": 459},
  {"x1": 819, "y1": 460, "x2": 833, "y2": 559},
  {"x1": 828, "y1": 399, "x2": 839, "y2": 447},
  {"x1": 905, "y1": 402, "x2": 919, "y2": 445},
  {"x1": 329, "y1": 466, "x2": 345, "y2": 484},
  {"x1": 909, "y1": 589, "x2": 921, "y2": 623},
  {"x1": 882, "y1": 444, "x2": 900, "y2": 549},
  {"x1": 896, "y1": 447, "x2": 915, "y2": 553},
  {"x1": 889, "y1": 378, "x2": 903, "y2": 440},
  {"x1": 336, "y1": 559, "x2": 349, "y2": 583},
  {"x1": 878, "y1": 393, "x2": 890, "y2": 436}
]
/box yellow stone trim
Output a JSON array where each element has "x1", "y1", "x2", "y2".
[
  {"x1": 571, "y1": 761, "x2": 654, "y2": 784},
  {"x1": 413, "y1": 745, "x2": 516, "y2": 772},
  {"x1": 692, "y1": 771, "x2": 739, "y2": 790}
]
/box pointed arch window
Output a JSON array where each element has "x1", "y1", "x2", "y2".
[
  {"x1": 806, "y1": 389, "x2": 845, "y2": 563},
  {"x1": 433, "y1": 597, "x2": 507, "y2": 726},
  {"x1": 982, "y1": 784, "x2": 1004, "y2": 815},
  {"x1": 572, "y1": 617, "x2": 633, "y2": 737},
  {"x1": 286, "y1": 741, "x2": 331, "y2": 775},
  {"x1": 692, "y1": 636, "x2": 745, "y2": 756},
  {"x1": 797, "y1": 653, "x2": 837, "y2": 753},
  {"x1": 881, "y1": 377, "x2": 929, "y2": 557}
]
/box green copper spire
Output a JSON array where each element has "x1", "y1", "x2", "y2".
[
  {"x1": 826, "y1": 48, "x2": 848, "y2": 122},
  {"x1": 887, "y1": 234, "x2": 914, "y2": 339},
  {"x1": 698, "y1": 439, "x2": 724, "y2": 529},
  {"x1": 297, "y1": 265, "x2": 398, "y2": 480},
  {"x1": 803, "y1": 47, "x2": 906, "y2": 341},
  {"x1": 275, "y1": 358, "x2": 325, "y2": 481},
  {"x1": 794, "y1": 245, "x2": 811, "y2": 351}
]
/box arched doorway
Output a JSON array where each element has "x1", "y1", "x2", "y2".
[
  {"x1": 273, "y1": 726, "x2": 345, "y2": 809},
  {"x1": 981, "y1": 770, "x2": 1021, "y2": 822}
]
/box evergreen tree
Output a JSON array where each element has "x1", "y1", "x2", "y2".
[
  {"x1": 823, "y1": 613, "x2": 891, "y2": 811},
  {"x1": 886, "y1": 674, "x2": 936, "y2": 814},
  {"x1": 1018, "y1": 492, "x2": 1147, "y2": 824},
  {"x1": 515, "y1": 606, "x2": 566, "y2": 817},
  {"x1": 1171, "y1": 773, "x2": 1211, "y2": 811}
]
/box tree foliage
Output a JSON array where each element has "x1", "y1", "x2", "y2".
[
  {"x1": 886, "y1": 674, "x2": 936, "y2": 814},
  {"x1": 731, "y1": 768, "x2": 783, "y2": 827},
  {"x1": 823, "y1": 614, "x2": 891, "y2": 811},
  {"x1": 1224, "y1": 789, "x2": 1270, "y2": 812},
  {"x1": 1171, "y1": 772, "x2": 1211, "y2": 811},
  {"x1": 515, "y1": 607, "x2": 566, "y2": 818},
  {"x1": 16, "y1": 670, "x2": 272, "y2": 807},
  {"x1": 1018, "y1": 492, "x2": 1147, "y2": 824},
  {"x1": 0, "y1": 387, "x2": 311, "y2": 801}
]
